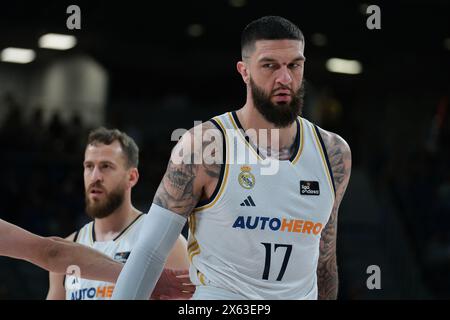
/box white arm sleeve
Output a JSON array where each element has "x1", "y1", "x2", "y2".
[{"x1": 111, "y1": 204, "x2": 187, "y2": 300}]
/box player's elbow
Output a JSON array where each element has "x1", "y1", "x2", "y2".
[{"x1": 42, "y1": 237, "x2": 66, "y2": 274}]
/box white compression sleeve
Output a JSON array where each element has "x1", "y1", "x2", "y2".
[{"x1": 111, "y1": 204, "x2": 187, "y2": 300}]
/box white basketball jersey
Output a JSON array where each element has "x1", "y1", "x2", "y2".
[
  {"x1": 188, "y1": 111, "x2": 336, "y2": 300},
  {"x1": 65, "y1": 214, "x2": 145, "y2": 300}
]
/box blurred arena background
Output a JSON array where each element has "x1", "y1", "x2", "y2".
[{"x1": 0, "y1": 0, "x2": 449, "y2": 299}]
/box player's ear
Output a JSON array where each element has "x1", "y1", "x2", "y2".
[
  {"x1": 128, "y1": 168, "x2": 139, "y2": 188},
  {"x1": 237, "y1": 61, "x2": 250, "y2": 84}
]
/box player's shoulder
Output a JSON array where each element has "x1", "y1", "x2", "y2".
[
  {"x1": 65, "y1": 232, "x2": 77, "y2": 242},
  {"x1": 314, "y1": 124, "x2": 351, "y2": 156},
  {"x1": 66, "y1": 221, "x2": 92, "y2": 242},
  {"x1": 177, "y1": 119, "x2": 222, "y2": 143},
  {"x1": 189, "y1": 119, "x2": 223, "y2": 136},
  {"x1": 170, "y1": 119, "x2": 224, "y2": 164},
  {"x1": 312, "y1": 124, "x2": 352, "y2": 190}
]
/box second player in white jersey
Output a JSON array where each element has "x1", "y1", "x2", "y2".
[{"x1": 65, "y1": 215, "x2": 144, "y2": 300}]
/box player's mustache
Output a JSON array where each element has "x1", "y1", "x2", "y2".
[
  {"x1": 271, "y1": 85, "x2": 294, "y2": 95},
  {"x1": 87, "y1": 182, "x2": 107, "y2": 193}
]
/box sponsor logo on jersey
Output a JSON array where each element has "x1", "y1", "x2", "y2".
[
  {"x1": 69, "y1": 285, "x2": 115, "y2": 300},
  {"x1": 238, "y1": 165, "x2": 255, "y2": 189},
  {"x1": 300, "y1": 180, "x2": 320, "y2": 196},
  {"x1": 232, "y1": 215, "x2": 323, "y2": 235},
  {"x1": 240, "y1": 196, "x2": 256, "y2": 207},
  {"x1": 114, "y1": 251, "x2": 131, "y2": 263}
]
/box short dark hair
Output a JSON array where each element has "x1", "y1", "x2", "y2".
[
  {"x1": 241, "y1": 16, "x2": 304, "y2": 59},
  {"x1": 87, "y1": 127, "x2": 139, "y2": 168}
]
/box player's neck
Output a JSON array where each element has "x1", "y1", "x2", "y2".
[
  {"x1": 94, "y1": 199, "x2": 140, "y2": 242},
  {"x1": 237, "y1": 104, "x2": 297, "y2": 152}
]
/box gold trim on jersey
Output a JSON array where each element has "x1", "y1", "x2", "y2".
[
  {"x1": 187, "y1": 214, "x2": 201, "y2": 262},
  {"x1": 198, "y1": 271, "x2": 206, "y2": 285},
  {"x1": 291, "y1": 117, "x2": 305, "y2": 165},
  {"x1": 311, "y1": 124, "x2": 336, "y2": 202},
  {"x1": 188, "y1": 242, "x2": 199, "y2": 253},
  {"x1": 193, "y1": 117, "x2": 230, "y2": 213},
  {"x1": 188, "y1": 212, "x2": 205, "y2": 284},
  {"x1": 227, "y1": 112, "x2": 263, "y2": 161},
  {"x1": 188, "y1": 245, "x2": 200, "y2": 262}
]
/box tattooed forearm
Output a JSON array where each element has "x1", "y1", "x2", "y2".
[
  {"x1": 317, "y1": 129, "x2": 352, "y2": 300},
  {"x1": 317, "y1": 205, "x2": 339, "y2": 299}
]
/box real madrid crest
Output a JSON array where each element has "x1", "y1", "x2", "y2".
[{"x1": 238, "y1": 165, "x2": 255, "y2": 189}]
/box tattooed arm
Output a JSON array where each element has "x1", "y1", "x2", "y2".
[
  {"x1": 154, "y1": 120, "x2": 223, "y2": 217},
  {"x1": 316, "y1": 129, "x2": 352, "y2": 300},
  {"x1": 111, "y1": 121, "x2": 223, "y2": 299}
]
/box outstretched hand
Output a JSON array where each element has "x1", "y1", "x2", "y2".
[{"x1": 151, "y1": 268, "x2": 195, "y2": 300}]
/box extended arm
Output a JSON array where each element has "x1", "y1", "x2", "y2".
[{"x1": 0, "y1": 219, "x2": 122, "y2": 282}]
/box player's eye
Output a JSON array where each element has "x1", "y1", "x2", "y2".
[{"x1": 262, "y1": 63, "x2": 276, "y2": 69}]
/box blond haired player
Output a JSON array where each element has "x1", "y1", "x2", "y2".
[{"x1": 46, "y1": 127, "x2": 192, "y2": 300}]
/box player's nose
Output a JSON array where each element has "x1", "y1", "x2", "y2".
[
  {"x1": 91, "y1": 166, "x2": 104, "y2": 182},
  {"x1": 275, "y1": 66, "x2": 292, "y2": 86}
]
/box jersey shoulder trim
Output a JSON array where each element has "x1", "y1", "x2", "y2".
[
  {"x1": 228, "y1": 111, "x2": 264, "y2": 161},
  {"x1": 312, "y1": 124, "x2": 336, "y2": 197},
  {"x1": 290, "y1": 116, "x2": 305, "y2": 164},
  {"x1": 194, "y1": 117, "x2": 230, "y2": 212}
]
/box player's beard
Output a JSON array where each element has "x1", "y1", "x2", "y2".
[
  {"x1": 250, "y1": 77, "x2": 305, "y2": 128},
  {"x1": 85, "y1": 182, "x2": 125, "y2": 219}
]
